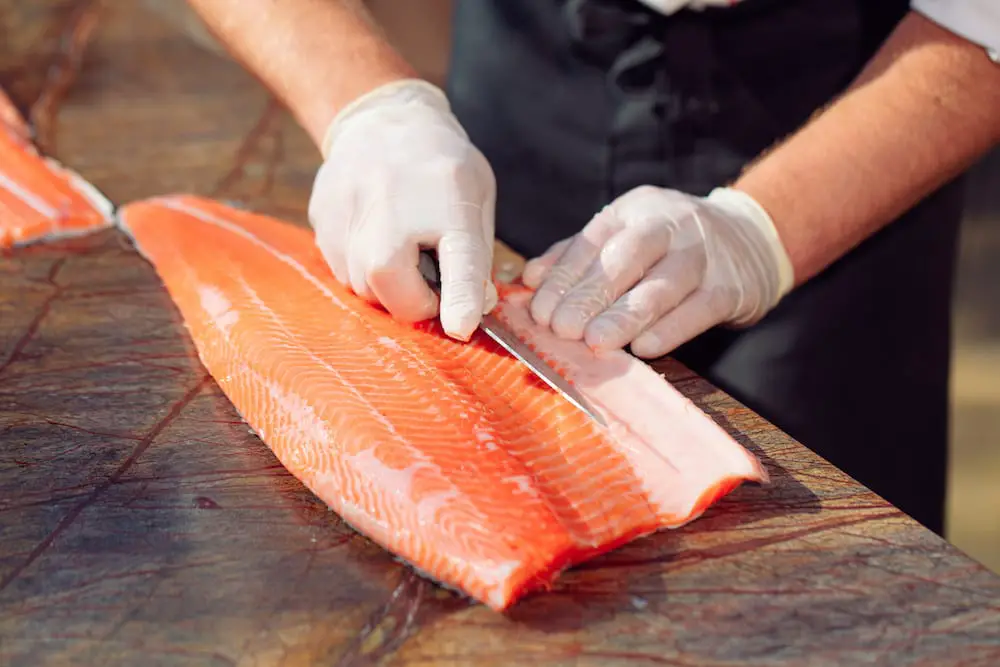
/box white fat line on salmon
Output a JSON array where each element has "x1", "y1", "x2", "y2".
[
  {"x1": 198, "y1": 285, "x2": 240, "y2": 335},
  {"x1": 155, "y1": 197, "x2": 353, "y2": 309},
  {"x1": 0, "y1": 170, "x2": 60, "y2": 219},
  {"x1": 46, "y1": 157, "x2": 117, "y2": 222}
]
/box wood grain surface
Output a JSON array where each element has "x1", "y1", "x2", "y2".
[{"x1": 2, "y1": 3, "x2": 1000, "y2": 665}]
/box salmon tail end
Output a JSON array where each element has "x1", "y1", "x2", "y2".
[{"x1": 0, "y1": 85, "x2": 116, "y2": 249}]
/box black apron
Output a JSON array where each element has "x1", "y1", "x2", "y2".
[{"x1": 446, "y1": 0, "x2": 964, "y2": 536}]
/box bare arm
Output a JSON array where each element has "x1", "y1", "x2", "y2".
[
  {"x1": 185, "y1": 0, "x2": 417, "y2": 148},
  {"x1": 733, "y1": 10, "x2": 1000, "y2": 286}
]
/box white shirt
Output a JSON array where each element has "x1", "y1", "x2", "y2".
[
  {"x1": 634, "y1": 0, "x2": 1000, "y2": 63},
  {"x1": 912, "y1": 0, "x2": 1000, "y2": 62}
]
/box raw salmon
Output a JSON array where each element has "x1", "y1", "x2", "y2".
[
  {"x1": 0, "y1": 87, "x2": 113, "y2": 248},
  {"x1": 117, "y1": 194, "x2": 768, "y2": 611},
  {"x1": 0, "y1": 89, "x2": 31, "y2": 146}
]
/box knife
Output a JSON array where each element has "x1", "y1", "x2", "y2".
[{"x1": 417, "y1": 249, "x2": 607, "y2": 427}]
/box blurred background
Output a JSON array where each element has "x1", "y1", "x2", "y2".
[{"x1": 4, "y1": 0, "x2": 999, "y2": 572}]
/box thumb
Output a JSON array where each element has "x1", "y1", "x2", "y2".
[{"x1": 437, "y1": 228, "x2": 494, "y2": 341}]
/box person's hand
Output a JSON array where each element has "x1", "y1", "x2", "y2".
[
  {"x1": 308, "y1": 79, "x2": 498, "y2": 341},
  {"x1": 521, "y1": 186, "x2": 795, "y2": 358}
]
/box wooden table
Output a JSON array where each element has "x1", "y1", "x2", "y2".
[{"x1": 2, "y1": 3, "x2": 1000, "y2": 665}]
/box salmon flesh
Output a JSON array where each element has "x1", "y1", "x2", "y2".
[
  {"x1": 117, "y1": 194, "x2": 768, "y2": 611},
  {"x1": 0, "y1": 88, "x2": 113, "y2": 248}
]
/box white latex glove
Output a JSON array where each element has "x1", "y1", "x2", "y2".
[
  {"x1": 308, "y1": 79, "x2": 498, "y2": 341},
  {"x1": 521, "y1": 185, "x2": 795, "y2": 358}
]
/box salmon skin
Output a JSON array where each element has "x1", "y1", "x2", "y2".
[
  {"x1": 118, "y1": 194, "x2": 768, "y2": 611},
  {"x1": 0, "y1": 87, "x2": 114, "y2": 248}
]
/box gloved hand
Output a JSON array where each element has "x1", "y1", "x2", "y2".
[
  {"x1": 308, "y1": 79, "x2": 498, "y2": 341},
  {"x1": 521, "y1": 185, "x2": 795, "y2": 358}
]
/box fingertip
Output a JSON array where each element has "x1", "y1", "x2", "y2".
[
  {"x1": 348, "y1": 257, "x2": 378, "y2": 304},
  {"x1": 439, "y1": 282, "x2": 486, "y2": 341},
  {"x1": 529, "y1": 290, "x2": 559, "y2": 327},
  {"x1": 628, "y1": 292, "x2": 719, "y2": 359},
  {"x1": 384, "y1": 288, "x2": 440, "y2": 323},
  {"x1": 583, "y1": 317, "x2": 626, "y2": 353},
  {"x1": 522, "y1": 238, "x2": 572, "y2": 288},
  {"x1": 629, "y1": 333, "x2": 667, "y2": 359},
  {"x1": 312, "y1": 232, "x2": 349, "y2": 284},
  {"x1": 440, "y1": 309, "x2": 480, "y2": 342},
  {"x1": 549, "y1": 305, "x2": 587, "y2": 341},
  {"x1": 367, "y1": 260, "x2": 440, "y2": 323},
  {"x1": 438, "y1": 283, "x2": 486, "y2": 340},
  {"x1": 408, "y1": 290, "x2": 440, "y2": 323},
  {"x1": 521, "y1": 260, "x2": 547, "y2": 288},
  {"x1": 483, "y1": 281, "x2": 499, "y2": 314}
]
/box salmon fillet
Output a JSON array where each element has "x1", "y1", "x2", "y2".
[
  {"x1": 0, "y1": 89, "x2": 31, "y2": 146},
  {"x1": 0, "y1": 87, "x2": 113, "y2": 248},
  {"x1": 117, "y1": 194, "x2": 768, "y2": 611}
]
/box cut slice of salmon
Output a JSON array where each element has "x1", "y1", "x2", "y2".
[
  {"x1": 0, "y1": 87, "x2": 113, "y2": 248},
  {"x1": 118, "y1": 194, "x2": 768, "y2": 611},
  {"x1": 0, "y1": 89, "x2": 31, "y2": 146}
]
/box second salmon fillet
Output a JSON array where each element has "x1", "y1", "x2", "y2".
[
  {"x1": 118, "y1": 195, "x2": 768, "y2": 611},
  {"x1": 0, "y1": 87, "x2": 113, "y2": 248}
]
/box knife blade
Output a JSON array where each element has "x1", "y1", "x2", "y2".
[{"x1": 417, "y1": 249, "x2": 607, "y2": 427}]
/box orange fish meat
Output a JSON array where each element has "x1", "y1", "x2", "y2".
[
  {"x1": 0, "y1": 89, "x2": 31, "y2": 146},
  {"x1": 117, "y1": 194, "x2": 768, "y2": 611},
  {"x1": 0, "y1": 87, "x2": 113, "y2": 248}
]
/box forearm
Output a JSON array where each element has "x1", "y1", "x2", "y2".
[
  {"x1": 733, "y1": 11, "x2": 1000, "y2": 286},
  {"x1": 185, "y1": 0, "x2": 417, "y2": 148}
]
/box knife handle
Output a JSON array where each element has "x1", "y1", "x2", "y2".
[{"x1": 417, "y1": 249, "x2": 442, "y2": 294}]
